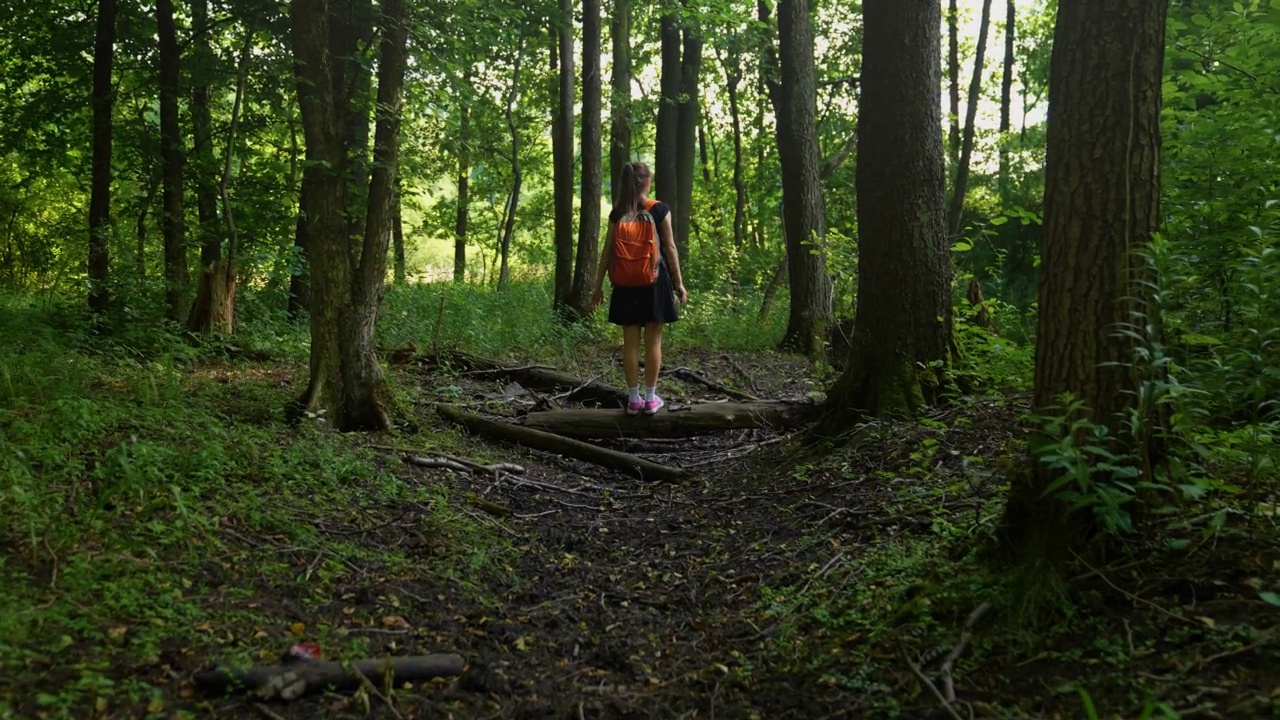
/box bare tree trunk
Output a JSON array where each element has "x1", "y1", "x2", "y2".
[
  {"x1": 288, "y1": 114, "x2": 310, "y2": 318},
  {"x1": 453, "y1": 68, "x2": 471, "y2": 283},
  {"x1": 551, "y1": 8, "x2": 576, "y2": 312},
  {"x1": 135, "y1": 172, "x2": 158, "y2": 279},
  {"x1": 673, "y1": 21, "x2": 702, "y2": 261},
  {"x1": 721, "y1": 45, "x2": 747, "y2": 249},
  {"x1": 392, "y1": 181, "x2": 405, "y2": 284},
  {"x1": 499, "y1": 41, "x2": 525, "y2": 291},
  {"x1": 947, "y1": 0, "x2": 960, "y2": 169},
  {"x1": 947, "y1": 0, "x2": 994, "y2": 235},
  {"x1": 567, "y1": 0, "x2": 603, "y2": 318},
  {"x1": 190, "y1": 0, "x2": 220, "y2": 270},
  {"x1": 654, "y1": 13, "x2": 680, "y2": 205},
  {"x1": 157, "y1": 0, "x2": 188, "y2": 324},
  {"x1": 88, "y1": 0, "x2": 116, "y2": 318},
  {"x1": 776, "y1": 0, "x2": 832, "y2": 357},
  {"x1": 998, "y1": 0, "x2": 1016, "y2": 200},
  {"x1": 819, "y1": 0, "x2": 952, "y2": 425},
  {"x1": 1003, "y1": 0, "x2": 1168, "y2": 560},
  {"x1": 609, "y1": 0, "x2": 632, "y2": 202}
]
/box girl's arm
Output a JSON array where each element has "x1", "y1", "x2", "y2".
[
  {"x1": 591, "y1": 223, "x2": 616, "y2": 303},
  {"x1": 658, "y1": 214, "x2": 687, "y2": 303}
]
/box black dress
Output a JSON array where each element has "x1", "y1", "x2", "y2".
[{"x1": 607, "y1": 201, "x2": 680, "y2": 327}]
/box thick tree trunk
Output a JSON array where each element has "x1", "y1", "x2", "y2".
[
  {"x1": 157, "y1": 0, "x2": 188, "y2": 324},
  {"x1": 190, "y1": 0, "x2": 220, "y2": 269},
  {"x1": 818, "y1": 0, "x2": 951, "y2": 426},
  {"x1": 673, "y1": 23, "x2": 701, "y2": 261},
  {"x1": 998, "y1": 0, "x2": 1016, "y2": 200},
  {"x1": 454, "y1": 70, "x2": 472, "y2": 283},
  {"x1": 1003, "y1": 0, "x2": 1168, "y2": 556},
  {"x1": 776, "y1": 0, "x2": 833, "y2": 358},
  {"x1": 654, "y1": 14, "x2": 680, "y2": 205},
  {"x1": 334, "y1": 0, "x2": 376, "y2": 254},
  {"x1": 567, "y1": 0, "x2": 603, "y2": 318},
  {"x1": 609, "y1": 0, "x2": 632, "y2": 202},
  {"x1": 88, "y1": 0, "x2": 116, "y2": 317},
  {"x1": 947, "y1": 0, "x2": 994, "y2": 235},
  {"x1": 551, "y1": 9, "x2": 576, "y2": 313},
  {"x1": 947, "y1": 0, "x2": 960, "y2": 169},
  {"x1": 292, "y1": 0, "x2": 410, "y2": 431}
]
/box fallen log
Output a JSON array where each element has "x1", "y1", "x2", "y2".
[
  {"x1": 436, "y1": 404, "x2": 690, "y2": 483},
  {"x1": 423, "y1": 350, "x2": 627, "y2": 408},
  {"x1": 194, "y1": 653, "x2": 467, "y2": 700},
  {"x1": 523, "y1": 401, "x2": 819, "y2": 439}
]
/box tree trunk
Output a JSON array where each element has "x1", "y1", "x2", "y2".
[
  {"x1": 157, "y1": 0, "x2": 188, "y2": 324},
  {"x1": 567, "y1": 0, "x2": 603, "y2": 318},
  {"x1": 673, "y1": 22, "x2": 702, "y2": 261},
  {"x1": 551, "y1": 6, "x2": 576, "y2": 313},
  {"x1": 499, "y1": 41, "x2": 525, "y2": 291},
  {"x1": 88, "y1": 0, "x2": 116, "y2": 317},
  {"x1": 392, "y1": 181, "x2": 406, "y2": 283},
  {"x1": 947, "y1": 0, "x2": 960, "y2": 169},
  {"x1": 135, "y1": 172, "x2": 159, "y2": 279},
  {"x1": 289, "y1": 114, "x2": 310, "y2": 318},
  {"x1": 998, "y1": 0, "x2": 1016, "y2": 200},
  {"x1": 190, "y1": 0, "x2": 220, "y2": 269},
  {"x1": 189, "y1": 16, "x2": 255, "y2": 336},
  {"x1": 818, "y1": 0, "x2": 951, "y2": 426},
  {"x1": 776, "y1": 0, "x2": 833, "y2": 358},
  {"x1": 453, "y1": 69, "x2": 471, "y2": 283},
  {"x1": 292, "y1": 0, "x2": 410, "y2": 431},
  {"x1": 947, "y1": 0, "x2": 994, "y2": 235},
  {"x1": 654, "y1": 13, "x2": 680, "y2": 205},
  {"x1": 721, "y1": 45, "x2": 746, "y2": 249},
  {"x1": 1003, "y1": 0, "x2": 1168, "y2": 557},
  {"x1": 334, "y1": 0, "x2": 376, "y2": 255},
  {"x1": 609, "y1": 0, "x2": 632, "y2": 202}
]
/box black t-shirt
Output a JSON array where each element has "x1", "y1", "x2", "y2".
[{"x1": 608, "y1": 201, "x2": 671, "y2": 227}]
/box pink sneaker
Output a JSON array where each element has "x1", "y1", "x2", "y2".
[
  {"x1": 626, "y1": 399, "x2": 644, "y2": 415},
  {"x1": 643, "y1": 395, "x2": 665, "y2": 415}
]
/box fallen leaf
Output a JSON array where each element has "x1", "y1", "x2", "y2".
[
  {"x1": 383, "y1": 615, "x2": 412, "y2": 630},
  {"x1": 289, "y1": 622, "x2": 306, "y2": 635}
]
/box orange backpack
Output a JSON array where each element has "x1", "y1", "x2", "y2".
[{"x1": 609, "y1": 199, "x2": 661, "y2": 288}]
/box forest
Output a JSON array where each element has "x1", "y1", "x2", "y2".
[{"x1": 1, "y1": 0, "x2": 1279, "y2": 716}]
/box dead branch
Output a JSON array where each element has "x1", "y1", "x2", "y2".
[
  {"x1": 435, "y1": 404, "x2": 690, "y2": 483},
  {"x1": 899, "y1": 644, "x2": 964, "y2": 720},
  {"x1": 422, "y1": 350, "x2": 627, "y2": 408},
  {"x1": 194, "y1": 654, "x2": 466, "y2": 700},
  {"x1": 938, "y1": 601, "x2": 993, "y2": 703},
  {"x1": 718, "y1": 354, "x2": 761, "y2": 394}
]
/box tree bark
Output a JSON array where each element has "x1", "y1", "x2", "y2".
[
  {"x1": 524, "y1": 401, "x2": 819, "y2": 439},
  {"x1": 453, "y1": 68, "x2": 472, "y2": 283},
  {"x1": 498, "y1": 41, "x2": 525, "y2": 291},
  {"x1": 673, "y1": 19, "x2": 701, "y2": 261},
  {"x1": 720, "y1": 44, "x2": 747, "y2": 249},
  {"x1": 88, "y1": 0, "x2": 116, "y2": 318},
  {"x1": 551, "y1": 7, "x2": 576, "y2": 313},
  {"x1": 392, "y1": 181, "x2": 406, "y2": 283},
  {"x1": 334, "y1": 0, "x2": 376, "y2": 256},
  {"x1": 567, "y1": 0, "x2": 603, "y2": 318},
  {"x1": 292, "y1": 0, "x2": 410, "y2": 431},
  {"x1": 654, "y1": 13, "x2": 680, "y2": 206},
  {"x1": 947, "y1": 0, "x2": 994, "y2": 235},
  {"x1": 157, "y1": 0, "x2": 188, "y2": 324},
  {"x1": 609, "y1": 0, "x2": 632, "y2": 203},
  {"x1": 947, "y1": 0, "x2": 960, "y2": 169},
  {"x1": 818, "y1": 0, "x2": 952, "y2": 425},
  {"x1": 190, "y1": 0, "x2": 220, "y2": 269},
  {"x1": 776, "y1": 0, "x2": 833, "y2": 358},
  {"x1": 1003, "y1": 0, "x2": 1168, "y2": 556},
  {"x1": 998, "y1": 0, "x2": 1016, "y2": 200}
]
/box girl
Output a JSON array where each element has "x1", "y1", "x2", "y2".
[{"x1": 592, "y1": 162, "x2": 688, "y2": 415}]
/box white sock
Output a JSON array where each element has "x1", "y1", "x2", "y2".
[
  {"x1": 628, "y1": 386, "x2": 641, "y2": 403},
  {"x1": 645, "y1": 386, "x2": 657, "y2": 402}
]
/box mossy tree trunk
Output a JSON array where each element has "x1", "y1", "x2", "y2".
[
  {"x1": 292, "y1": 0, "x2": 409, "y2": 431},
  {"x1": 1002, "y1": 0, "x2": 1168, "y2": 556},
  {"x1": 818, "y1": 0, "x2": 951, "y2": 428}
]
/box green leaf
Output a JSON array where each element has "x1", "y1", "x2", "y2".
[{"x1": 1259, "y1": 591, "x2": 1280, "y2": 606}]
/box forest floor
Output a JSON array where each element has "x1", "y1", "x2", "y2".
[{"x1": 4, "y1": 345, "x2": 1280, "y2": 720}]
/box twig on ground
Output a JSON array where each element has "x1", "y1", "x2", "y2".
[
  {"x1": 670, "y1": 366, "x2": 760, "y2": 402},
  {"x1": 253, "y1": 703, "x2": 288, "y2": 720},
  {"x1": 938, "y1": 602, "x2": 993, "y2": 703},
  {"x1": 350, "y1": 663, "x2": 405, "y2": 720},
  {"x1": 798, "y1": 551, "x2": 848, "y2": 597},
  {"x1": 1071, "y1": 551, "x2": 1199, "y2": 627},
  {"x1": 899, "y1": 644, "x2": 964, "y2": 720},
  {"x1": 718, "y1": 354, "x2": 761, "y2": 394}
]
